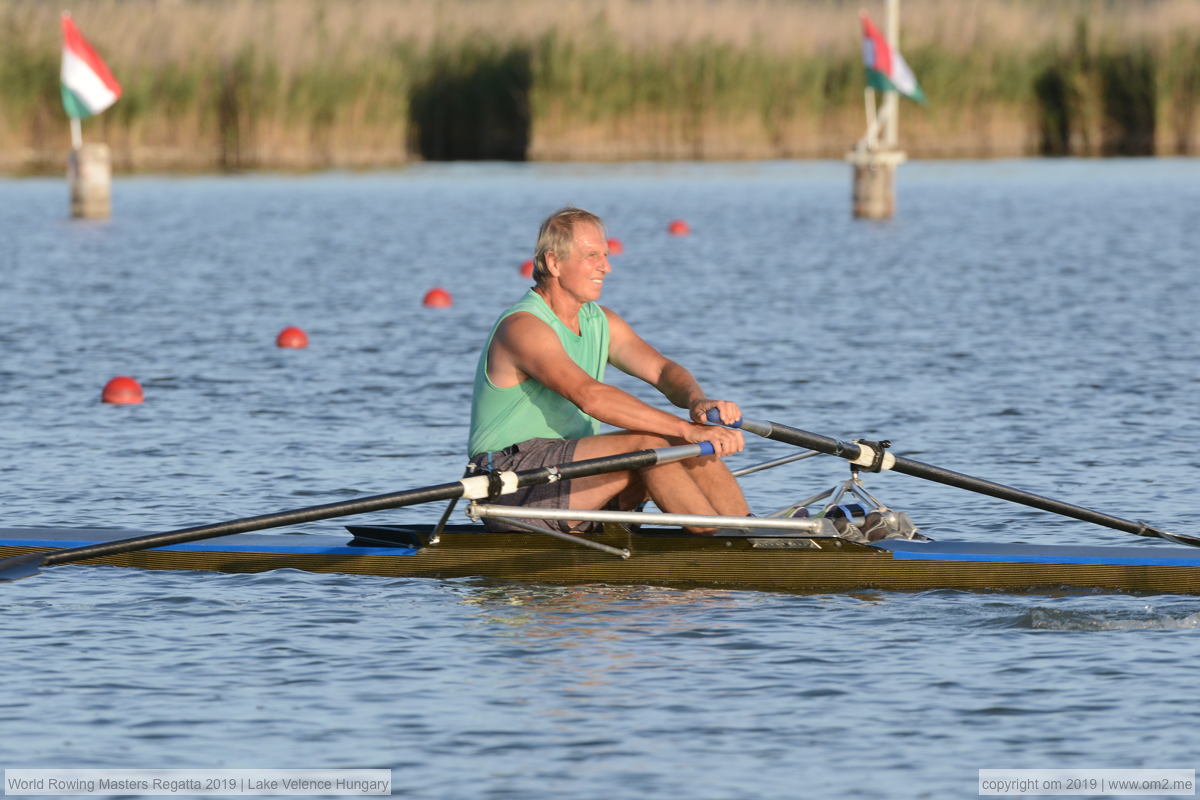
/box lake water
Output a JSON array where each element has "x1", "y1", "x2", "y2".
[{"x1": 1, "y1": 160, "x2": 1199, "y2": 799}]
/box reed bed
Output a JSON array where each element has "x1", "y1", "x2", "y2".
[{"x1": 2, "y1": 0, "x2": 1200, "y2": 172}]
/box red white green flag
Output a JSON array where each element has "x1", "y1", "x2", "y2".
[
  {"x1": 860, "y1": 11, "x2": 925, "y2": 104},
  {"x1": 60, "y1": 12, "x2": 121, "y2": 119}
]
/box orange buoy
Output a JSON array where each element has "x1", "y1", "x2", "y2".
[
  {"x1": 519, "y1": 259, "x2": 534, "y2": 278},
  {"x1": 607, "y1": 238, "x2": 624, "y2": 255},
  {"x1": 667, "y1": 219, "x2": 691, "y2": 236},
  {"x1": 275, "y1": 326, "x2": 309, "y2": 348},
  {"x1": 101, "y1": 376, "x2": 143, "y2": 405},
  {"x1": 423, "y1": 287, "x2": 453, "y2": 307}
]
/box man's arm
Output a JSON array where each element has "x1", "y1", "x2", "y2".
[
  {"x1": 603, "y1": 307, "x2": 742, "y2": 427},
  {"x1": 489, "y1": 312, "x2": 742, "y2": 452}
]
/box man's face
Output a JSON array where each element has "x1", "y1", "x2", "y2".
[{"x1": 552, "y1": 222, "x2": 611, "y2": 303}]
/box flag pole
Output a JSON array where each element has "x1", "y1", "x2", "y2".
[
  {"x1": 863, "y1": 88, "x2": 878, "y2": 150},
  {"x1": 69, "y1": 117, "x2": 82, "y2": 150},
  {"x1": 884, "y1": 0, "x2": 900, "y2": 149}
]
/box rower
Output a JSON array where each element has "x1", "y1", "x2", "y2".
[{"x1": 467, "y1": 206, "x2": 749, "y2": 535}]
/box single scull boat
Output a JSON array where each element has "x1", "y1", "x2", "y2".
[
  {"x1": 1, "y1": 416, "x2": 1194, "y2": 594},
  {"x1": 3, "y1": 524, "x2": 1200, "y2": 595}
]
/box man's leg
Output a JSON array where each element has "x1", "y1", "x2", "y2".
[
  {"x1": 682, "y1": 456, "x2": 750, "y2": 517},
  {"x1": 568, "y1": 431, "x2": 749, "y2": 533}
]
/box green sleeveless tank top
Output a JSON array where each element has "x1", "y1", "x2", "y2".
[{"x1": 468, "y1": 290, "x2": 609, "y2": 456}]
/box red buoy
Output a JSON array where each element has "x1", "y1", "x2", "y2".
[
  {"x1": 275, "y1": 326, "x2": 309, "y2": 348},
  {"x1": 102, "y1": 376, "x2": 143, "y2": 405},
  {"x1": 607, "y1": 238, "x2": 624, "y2": 255},
  {"x1": 667, "y1": 219, "x2": 691, "y2": 236},
  {"x1": 519, "y1": 259, "x2": 534, "y2": 278},
  {"x1": 423, "y1": 287, "x2": 453, "y2": 307}
]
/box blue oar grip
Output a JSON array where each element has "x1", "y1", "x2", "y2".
[
  {"x1": 705, "y1": 408, "x2": 743, "y2": 428},
  {"x1": 698, "y1": 441, "x2": 715, "y2": 456},
  {"x1": 706, "y1": 409, "x2": 772, "y2": 437}
]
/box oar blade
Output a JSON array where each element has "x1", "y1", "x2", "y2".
[
  {"x1": 0, "y1": 553, "x2": 47, "y2": 582},
  {"x1": 1150, "y1": 527, "x2": 1200, "y2": 548}
]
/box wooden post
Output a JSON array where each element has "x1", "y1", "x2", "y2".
[{"x1": 68, "y1": 143, "x2": 112, "y2": 220}]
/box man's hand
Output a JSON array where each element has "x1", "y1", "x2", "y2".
[
  {"x1": 678, "y1": 420, "x2": 744, "y2": 456},
  {"x1": 680, "y1": 399, "x2": 745, "y2": 457},
  {"x1": 689, "y1": 398, "x2": 742, "y2": 427}
]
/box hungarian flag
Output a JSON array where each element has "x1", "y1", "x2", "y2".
[
  {"x1": 860, "y1": 12, "x2": 925, "y2": 104},
  {"x1": 60, "y1": 13, "x2": 121, "y2": 119}
]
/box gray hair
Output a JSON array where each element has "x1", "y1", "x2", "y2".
[{"x1": 532, "y1": 207, "x2": 606, "y2": 284}]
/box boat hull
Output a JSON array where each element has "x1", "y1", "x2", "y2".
[{"x1": 4, "y1": 526, "x2": 1200, "y2": 595}]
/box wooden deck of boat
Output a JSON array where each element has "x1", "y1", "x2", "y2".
[{"x1": 4, "y1": 526, "x2": 1200, "y2": 595}]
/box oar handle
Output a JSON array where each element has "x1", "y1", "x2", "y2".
[
  {"x1": 705, "y1": 410, "x2": 865, "y2": 460},
  {"x1": 706, "y1": 409, "x2": 739, "y2": 426},
  {"x1": 16, "y1": 441, "x2": 715, "y2": 573},
  {"x1": 707, "y1": 410, "x2": 1191, "y2": 545}
]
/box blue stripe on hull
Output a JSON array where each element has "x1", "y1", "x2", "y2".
[
  {"x1": 876, "y1": 540, "x2": 1200, "y2": 568},
  {"x1": 4, "y1": 529, "x2": 1200, "y2": 568},
  {"x1": 0, "y1": 536, "x2": 418, "y2": 558}
]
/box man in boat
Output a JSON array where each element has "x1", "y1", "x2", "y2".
[{"x1": 468, "y1": 206, "x2": 749, "y2": 534}]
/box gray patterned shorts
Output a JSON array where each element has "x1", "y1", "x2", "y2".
[{"x1": 468, "y1": 437, "x2": 586, "y2": 533}]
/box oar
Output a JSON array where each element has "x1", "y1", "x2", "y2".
[
  {"x1": 708, "y1": 411, "x2": 1197, "y2": 547},
  {"x1": 0, "y1": 441, "x2": 715, "y2": 581}
]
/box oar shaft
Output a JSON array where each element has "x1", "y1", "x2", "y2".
[
  {"x1": 38, "y1": 442, "x2": 714, "y2": 569},
  {"x1": 886, "y1": 454, "x2": 1159, "y2": 537},
  {"x1": 41, "y1": 480, "x2": 467, "y2": 566},
  {"x1": 725, "y1": 414, "x2": 1174, "y2": 541},
  {"x1": 734, "y1": 418, "x2": 867, "y2": 461}
]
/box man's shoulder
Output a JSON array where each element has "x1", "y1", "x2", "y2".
[
  {"x1": 494, "y1": 309, "x2": 553, "y2": 341},
  {"x1": 597, "y1": 304, "x2": 632, "y2": 332}
]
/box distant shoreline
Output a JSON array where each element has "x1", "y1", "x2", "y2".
[
  {"x1": 3, "y1": 0, "x2": 1198, "y2": 173},
  {"x1": 8, "y1": 155, "x2": 1192, "y2": 183}
]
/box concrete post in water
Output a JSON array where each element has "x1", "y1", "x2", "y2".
[
  {"x1": 68, "y1": 143, "x2": 112, "y2": 220},
  {"x1": 847, "y1": 149, "x2": 906, "y2": 220}
]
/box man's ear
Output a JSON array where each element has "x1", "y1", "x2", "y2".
[{"x1": 545, "y1": 250, "x2": 560, "y2": 277}]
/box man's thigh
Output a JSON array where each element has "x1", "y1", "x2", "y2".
[{"x1": 568, "y1": 431, "x2": 671, "y2": 511}]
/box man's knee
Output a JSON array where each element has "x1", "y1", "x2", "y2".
[
  {"x1": 631, "y1": 432, "x2": 674, "y2": 450},
  {"x1": 595, "y1": 432, "x2": 675, "y2": 452}
]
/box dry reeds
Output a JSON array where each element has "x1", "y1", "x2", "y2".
[{"x1": 2, "y1": 0, "x2": 1200, "y2": 171}]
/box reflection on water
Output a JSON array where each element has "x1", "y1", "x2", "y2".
[
  {"x1": 462, "y1": 581, "x2": 740, "y2": 625},
  {"x1": 459, "y1": 582, "x2": 747, "y2": 692}
]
